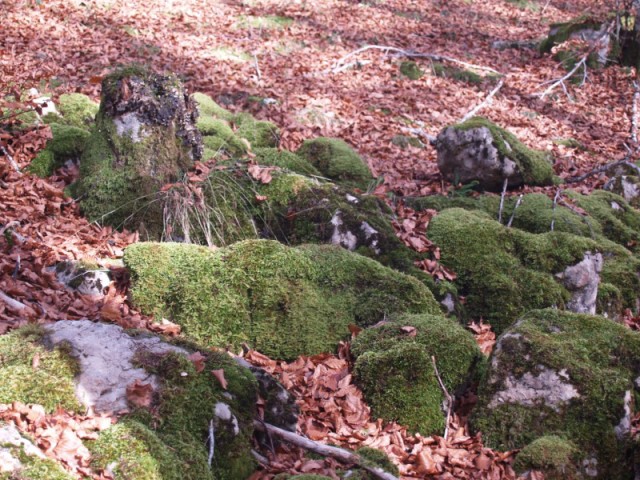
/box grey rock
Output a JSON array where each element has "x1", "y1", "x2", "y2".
[
  {"x1": 557, "y1": 251, "x2": 603, "y2": 315},
  {"x1": 0, "y1": 423, "x2": 46, "y2": 473},
  {"x1": 436, "y1": 125, "x2": 521, "y2": 191},
  {"x1": 44, "y1": 320, "x2": 187, "y2": 413},
  {"x1": 51, "y1": 261, "x2": 112, "y2": 296}
]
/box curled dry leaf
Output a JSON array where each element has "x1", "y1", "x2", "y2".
[
  {"x1": 188, "y1": 351, "x2": 206, "y2": 373},
  {"x1": 126, "y1": 379, "x2": 154, "y2": 408},
  {"x1": 211, "y1": 368, "x2": 228, "y2": 390}
]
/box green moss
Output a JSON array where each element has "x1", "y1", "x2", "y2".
[
  {"x1": 1, "y1": 444, "x2": 75, "y2": 480},
  {"x1": 192, "y1": 92, "x2": 234, "y2": 121},
  {"x1": 600, "y1": 255, "x2": 640, "y2": 309},
  {"x1": 391, "y1": 135, "x2": 423, "y2": 149},
  {"x1": 125, "y1": 240, "x2": 440, "y2": 360},
  {"x1": 596, "y1": 282, "x2": 623, "y2": 319},
  {"x1": 47, "y1": 123, "x2": 90, "y2": 158},
  {"x1": 0, "y1": 326, "x2": 81, "y2": 412},
  {"x1": 235, "y1": 119, "x2": 280, "y2": 148},
  {"x1": 427, "y1": 208, "x2": 601, "y2": 333},
  {"x1": 356, "y1": 447, "x2": 399, "y2": 477},
  {"x1": 253, "y1": 147, "x2": 321, "y2": 176},
  {"x1": 431, "y1": 62, "x2": 484, "y2": 84},
  {"x1": 352, "y1": 313, "x2": 484, "y2": 434},
  {"x1": 514, "y1": 436, "x2": 578, "y2": 479},
  {"x1": 472, "y1": 309, "x2": 640, "y2": 479},
  {"x1": 552, "y1": 137, "x2": 584, "y2": 149},
  {"x1": 57, "y1": 93, "x2": 98, "y2": 129},
  {"x1": 454, "y1": 117, "x2": 554, "y2": 187},
  {"x1": 539, "y1": 17, "x2": 603, "y2": 53},
  {"x1": 27, "y1": 149, "x2": 57, "y2": 177},
  {"x1": 198, "y1": 116, "x2": 247, "y2": 156},
  {"x1": 89, "y1": 421, "x2": 182, "y2": 480},
  {"x1": 297, "y1": 137, "x2": 373, "y2": 190},
  {"x1": 399, "y1": 61, "x2": 424, "y2": 80},
  {"x1": 566, "y1": 190, "x2": 640, "y2": 249},
  {"x1": 289, "y1": 476, "x2": 333, "y2": 480}
]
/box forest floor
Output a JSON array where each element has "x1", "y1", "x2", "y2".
[{"x1": 0, "y1": 0, "x2": 629, "y2": 478}]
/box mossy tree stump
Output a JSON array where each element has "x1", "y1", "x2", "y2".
[{"x1": 71, "y1": 67, "x2": 203, "y2": 237}]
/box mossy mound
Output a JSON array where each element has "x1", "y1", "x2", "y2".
[
  {"x1": 399, "y1": 61, "x2": 424, "y2": 80},
  {"x1": 28, "y1": 123, "x2": 91, "y2": 177},
  {"x1": 254, "y1": 147, "x2": 321, "y2": 176},
  {"x1": 0, "y1": 326, "x2": 81, "y2": 412},
  {"x1": 426, "y1": 208, "x2": 613, "y2": 334},
  {"x1": 198, "y1": 117, "x2": 248, "y2": 157},
  {"x1": 352, "y1": 313, "x2": 484, "y2": 434},
  {"x1": 472, "y1": 309, "x2": 640, "y2": 479},
  {"x1": 539, "y1": 17, "x2": 605, "y2": 54},
  {"x1": 513, "y1": 435, "x2": 579, "y2": 479},
  {"x1": 297, "y1": 137, "x2": 374, "y2": 190},
  {"x1": 235, "y1": 118, "x2": 280, "y2": 148},
  {"x1": 55, "y1": 93, "x2": 99, "y2": 129},
  {"x1": 431, "y1": 62, "x2": 484, "y2": 84},
  {"x1": 193, "y1": 92, "x2": 234, "y2": 121},
  {"x1": 442, "y1": 117, "x2": 554, "y2": 190},
  {"x1": 91, "y1": 348, "x2": 258, "y2": 480},
  {"x1": 125, "y1": 240, "x2": 440, "y2": 360}
]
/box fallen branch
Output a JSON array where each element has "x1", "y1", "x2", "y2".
[
  {"x1": 460, "y1": 77, "x2": 505, "y2": 123},
  {"x1": 0, "y1": 145, "x2": 20, "y2": 173},
  {"x1": 498, "y1": 177, "x2": 509, "y2": 224},
  {"x1": 491, "y1": 39, "x2": 539, "y2": 50},
  {"x1": 538, "y1": 56, "x2": 587, "y2": 101},
  {"x1": 550, "y1": 189, "x2": 562, "y2": 232},
  {"x1": 507, "y1": 194, "x2": 523, "y2": 228},
  {"x1": 253, "y1": 421, "x2": 399, "y2": 480},
  {"x1": 431, "y1": 356, "x2": 453, "y2": 440},
  {"x1": 632, "y1": 81, "x2": 639, "y2": 145},
  {"x1": 0, "y1": 290, "x2": 27, "y2": 312},
  {"x1": 327, "y1": 45, "x2": 501, "y2": 75},
  {"x1": 564, "y1": 157, "x2": 640, "y2": 184}
]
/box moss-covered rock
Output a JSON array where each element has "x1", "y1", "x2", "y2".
[
  {"x1": 399, "y1": 61, "x2": 424, "y2": 80},
  {"x1": 426, "y1": 208, "x2": 610, "y2": 333},
  {"x1": 254, "y1": 147, "x2": 321, "y2": 177},
  {"x1": 235, "y1": 118, "x2": 280, "y2": 148},
  {"x1": 198, "y1": 116, "x2": 247, "y2": 157},
  {"x1": 56, "y1": 93, "x2": 99, "y2": 129},
  {"x1": 28, "y1": 123, "x2": 91, "y2": 177},
  {"x1": 513, "y1": 435, "x2": 579, "y2": 479},
  {"x1": 125, "y1": 240, "x2": 440, "y2": 360},
  {"x1": 539, "y1": 17, "x2": 610, "y2": 64},
  {"x1": 471, "y1": 309, "x2": 640, "y2": 479},
  {"x1": 0, "y1": 326, "x2": 81, "y2": 412},
  {"x1": 193, "y1": 92, "x2": 234, "y2": 121},
  {"x1": 297, "y1": 137, "x2": 374, "y2": 190},
  {"x1": 71, "y1": 68, "x2": 202, "y2": 236},
  {"x1": 352, "y1": 313, "x2": 485, "y2": 434},
  {"x1": 436, "y1": 117, "x2": 554, "y2": 191}
]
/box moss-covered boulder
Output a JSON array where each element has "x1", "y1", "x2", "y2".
[
  {"x1": 513, "y1": 435, "x2": 579, "y2": 480},
  {"x1": 0, "y1": 320, "x2": 259, "y2": 480},
  {"x1": 399, "y1": 61, "x2": 424, "y2": 80},
  {"x1": 297, "y1": 137, "x2": 374, "y2": 190},
  {"x1": 539, "y1": 17, "x2": 612, "y2": 67},
  {"x1": 53, "y1": 93, "x2": 99, "y2": 129},
  {"x1": 352, "y1": 313, "x2": 485, "y2": 435},
  {"x1": 28, "y1": 123, "x2": 91, "y2": 177},
  {"x1": 426, "y1": 208, "x2": 634, "y2": 333},
  {"x1": 435, "y1": 117, "x2": 554, "y2": 191},
  {"x1": 125, "y1": 240, "x2": 441, "y2": 360},
  {"x1": 70, "y1": 67, "x2": 202, "y2": 236},
  {"x1": 471, "y1": 309, "x2": 640, "y2": 479},
  {"x1": 254, "y1": 147, "x2": 321, "y2": 177},
  {"x1": 604, "y1": 173, "x2": 640, "y2": 209}
]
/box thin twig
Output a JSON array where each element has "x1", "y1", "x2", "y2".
[
  {"x1": 538, "y1": 56, "x2": 587, "y2": 100},
  {"x1": 0, "y1": 145, "x2": 20, "y2": 173},
  {"x1": 12, "y1": 255, "x2": 20, "y2": 279},
  {"x1": 507, "y1": 194, "x2": 523, "y2": 228},
  {"x1": 431, "y1": 356, "x2": 453, "y2": 440},
  {"x1": 253, "y1": 421, "x2": 399, "y2": 480},
  {"x1": 207, "y1": 419, "x2": 215, "y2": 467},
  {"x1": 565, "y1": 156, "x2": 640, "y2": 183},
  {"x1": 253, "y1": 54, "x2": 262, "y2": 82},
  {"x1": 541, "y1": 0, "x2": 552, "y2": 14},
  {"x1": 0, "y1": 290, "x2": 27, "y2": 311},
  {"x1": 460, "y1": 78, "x2": 505, "y2": 123},
  {"x1": 631, "y1": 81, "x2": 639, "y2": 145},
  {"x1": 327, "y1": 44, "x2": 501, "y2": 75},
  {"x1": 498, "y1": 177, "x2": 509, "y2": 224},
  {"x1": 550, "y1": 189, "x2": 562, "y2": 232}
]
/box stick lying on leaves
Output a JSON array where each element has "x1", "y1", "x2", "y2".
[
  {"x1": 565, "y1": 157, "x2": 640, "y2": 184},
  {"x1": 327, "y1": 44, "x2": 501, "y2": 75},
  {"x1": 253, "y1": 421, "x2": 399, "y2": 480}
]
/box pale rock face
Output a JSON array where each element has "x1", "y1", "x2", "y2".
[
  {"x1": 330, "y1": 210, "x2": 357, "y2": 251},
  {"x1": 44, "y1": 320, "x2": 187, "y2": 413},
  {"x1": 436, "y1": 126, "x2": 523, "y2": 191},
  {"x1": 488, "y1": 366, "x2": 580, "y2": 412},
  {"x1": 114, "y1": 112, "x2": 147, "y2": 142},
  {"x1": 51, "y1": 260, "x2": 112, "y2": 297},
  {"x1": 614, "y1": 390, "x2": 632, "y2": 440},
  {"x1": 0, "y1": 423, "x2": 46, "y2": 473},
  {"x1": 557, "y1": 252, "x2": 603, "y2": 315}
]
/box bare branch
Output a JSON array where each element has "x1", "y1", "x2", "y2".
[
  {"x1": 327, "y1": 45, "x2": 501, "y2": 75},
  {"x1": 0, "y1": 145, "x2": 20, "y2": 173},
  {"x1": 538, "y1": 56, "x2": 587, "y2": 101},
  {"x1": 253, "y1": 421, "x2": 399, "y2": 480},
  {"x1": 631, "y1": 81, "x2": 639, "y2": 145},
  {"x1": 431, "y1": 356, "x2": 453, "y2": 440},
  {"x1": 498, "y1": 177, "x2": 509, "y2": 224},
  {"x1": 460, "y1": 78, "x2": 505, "y2": 123},
  {"x1": 565, "y1": 156, "x2": 640, "y2": 184},
  {"x1": 507, "y1": 194, "x2": 523, "y2": 228},
  {"x1": 0, "y1": 290, "x2": 27, "y2": 312},
  {"x1": 550, "y1": 188, "x2": 563, "y2": 232}
]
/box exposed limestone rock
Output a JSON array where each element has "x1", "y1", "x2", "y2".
[
  {"x1": 0, "y1": 423, "x2": 45, "y2": 473},
  {"x1": 436, "y1": 117, "x2": 554, "y2": 191},
  {"x1": 556, "y1": 251, "x2": 603, "y2": 315},
  {"x1": 51, "y1": 260, "x2": 112, "y2": 297},
  {"x1": 44, "y1": 320, "x2": 187, "y2": 413}
]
